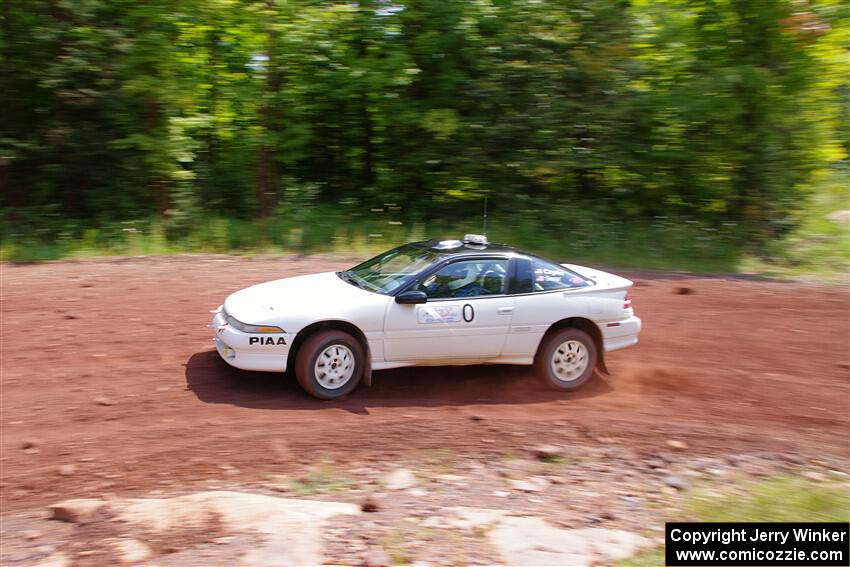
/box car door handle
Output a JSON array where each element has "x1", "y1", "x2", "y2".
[{"x1": 497, "y1": 307, "x2": 514, "y2": 314}]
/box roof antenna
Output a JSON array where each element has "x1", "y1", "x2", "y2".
[{"x1": 482, "y1": 196, "x2": 488, "y2": 236}]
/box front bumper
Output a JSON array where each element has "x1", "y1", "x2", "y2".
[
  {"x1": 601, "y1": 315, "x2": 641, "y2": 352},
  {"x1": 211, "y1": 308, "x2": 294, "y2": 372}
]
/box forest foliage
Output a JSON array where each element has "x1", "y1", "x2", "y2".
[{"x1": 1, "y1": 0, "x2": 847, "y2": 262}]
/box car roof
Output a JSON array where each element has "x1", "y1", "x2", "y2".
[{"x1": 408, "y1": 239, "x2": 522, "y2": 258}]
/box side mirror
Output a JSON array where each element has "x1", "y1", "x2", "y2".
[{"x1": 395, "y1": 290, "x2": 427, "y2": 304}]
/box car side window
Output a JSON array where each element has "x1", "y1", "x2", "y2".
[
  {"x1": 530, "y1": 259, "x2": 590, "y2": 291},
  {"x1": 510, "y1": 258, "x2": 534, "y2": 294},
  {"x1": 417, "y1": 259, "x2": 509, "y2": 299}
]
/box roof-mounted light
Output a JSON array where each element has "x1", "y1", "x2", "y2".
[{"x1": 463, "y1": 234, "x2": 489, "y2": 245}]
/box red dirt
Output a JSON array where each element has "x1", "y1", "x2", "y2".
[{"x1": 1, "y1": 255, "x2": 848, "y2": 512}]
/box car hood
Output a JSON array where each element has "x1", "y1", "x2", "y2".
[{"x1": 223, "y1": 271, "x2": 375, "y2": 326}]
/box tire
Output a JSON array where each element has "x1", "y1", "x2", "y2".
[
  {"x1": 534, "y1": 328, "x2": 597, "y2": 391},
  {"x1": 295, "y1": 330, "x2": 364, "y2": 400}
]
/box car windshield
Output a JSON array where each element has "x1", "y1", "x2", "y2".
[{"x1": 341, "y1": 245, "x2": 437, "y2": 294}]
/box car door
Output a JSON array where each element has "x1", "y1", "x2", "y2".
[
  {"x1": 502, "y1": 257, "x2": 593, "y2": 357},
  {"x1": 383, "y1": 257, "x2": 515, "y2": 361}
]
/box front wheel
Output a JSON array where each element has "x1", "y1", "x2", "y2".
[
  {"x1": 295, "y1": 330, "x2": 364, "y2": 399},
  {"x1": 534, "y1": 328, "x2": 597, "y2": 391}
]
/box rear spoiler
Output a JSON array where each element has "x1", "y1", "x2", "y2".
[{"x1": 560, "y1": 264, "x2": 633, "y2": 291}]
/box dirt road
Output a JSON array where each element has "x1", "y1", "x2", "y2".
[{"x1": 1, "y1": 255, "x2": 848, "y2": 512}]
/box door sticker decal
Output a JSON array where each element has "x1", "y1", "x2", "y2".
[
  {"x1": 463, "y1": 304, "x2": 475, "y2": 323},
  {"x1": 418, "y1": 305, "x2": 462, "y2": 324}
]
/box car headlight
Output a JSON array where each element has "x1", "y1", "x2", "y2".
[{"x1": 225, "y1": 313, "x2": 284, "y2": 334}]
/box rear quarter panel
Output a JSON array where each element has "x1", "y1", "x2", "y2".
[{"x1": 503, "y1": 265, "x2": 634, "y2": 357}]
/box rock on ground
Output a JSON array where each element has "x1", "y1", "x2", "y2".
[
  {"x1": 489, "y1": 516, "x2": 648, "y2": 567},
  {"x1": 444, "y1": 507, "x2": 509, "y2": 530},
  {"x1": 49, "y1": 491, "x2": 359, "y2": 567},
  {"x1": 509, "y1": 477, "x2": 549, "y2": 492},
  {"x1": 532, "y1": 445, "x2": 564, "y2": 461},
  {"x1": 415, "y1": 506, "x2": 648, "y2": 566},
  {"x1": 56, "y1": 464, "x2": 76, "y2": 477},
  {"x1": 111, "y1": 538, "x2": 154, "y2": 563},
  {"x1": 33, "y1": 552, "x2": 70, "y2": 567},
  {"x1": 360, "y1": 495, "x2": 381, "y2": 512},
  {"x1": 49, "y1": 498, "x2": 107, "y2": 523},
  {"x1": 664, "y1": 475, "x2": 689, "y2": 490},
  {"x1": 382, "y1": 468, "x2": 417, "y2": 490},
  {"x1": 362, "y1": 548, "x2": 392, "y2": 567}
]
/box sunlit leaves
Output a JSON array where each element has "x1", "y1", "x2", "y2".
[{"x1": 1, "y1": 0, "x2": 846, "y2": 240}]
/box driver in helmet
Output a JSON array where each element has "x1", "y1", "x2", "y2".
[{"x1": 423, "y1": 264, "x2": 482, "y2": 298}]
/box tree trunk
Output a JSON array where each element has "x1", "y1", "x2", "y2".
[
  {"x1": 361, "y1": 98, "x2": 375, "y2": 189},
  {"x1": 145, "y1": 95, "x2": 169, "y2": 215},
  {"x1": 0, "y1": 0, "x2": 13, "y2": 201},
  {"x1": 205, "y1": 26, "x2": 220, "y2": 202},
  {"x1": 256, "y1": 146, "x2": 278, "y2": 218},
  {"x1": 256, "y1": 0, "x2": 283, "y2": 218},
  {"x1": 357, "y1": 6, "x2": 375, "y2": 190}
]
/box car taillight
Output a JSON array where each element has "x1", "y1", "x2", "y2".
[{"x1": 624, "y1": 293, "x2": 632, "y2": 309}]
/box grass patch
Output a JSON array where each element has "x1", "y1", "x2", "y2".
[
  {"x1": 619, "y1": 474, "x2": 850, "y2": 566},
  {"x1": 381, "y1": 531, "x2": 414, "y2": 565},
  {"x1": 524, "y1": 457, "x2": 574, "y2": 477},
  {"x1": 741, "y1": 173, "x2": 850, "y2": 283},
  {"x1": 498, "y1": 449, "x2": 523, "y2": 463},
  {"x1": 420, "y1": 448, "x2": 460, "y2": 476},
  {"x1": 620, "y1": 548, "x2": 666, "y2": 567},
  {"x1": 263, "y1": 463, "x2": 353, "y2": 495},
  {"x1": 2, "y1": 184, "x2": 847, "y2": 280},
  {"x1": 0, "y1": 205, "x2": 743, "y2": 271},
  {"x1": 380, "y1": 522, "x2": 482, "y2": 565},
  {"x1": 686, "y1": 475, "x2": 849, "y2": 523}
]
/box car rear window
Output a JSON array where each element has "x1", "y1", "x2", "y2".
[{"x1": 510, "y1": 258, "x2": 590, "y2": 293}]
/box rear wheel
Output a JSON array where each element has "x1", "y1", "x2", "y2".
[
  {"x1": 534, "y1": 328, "x2": 597, "y2": 391},
  {"x1": 295, "y1": 330, "x2": 364, "y2": 399}
]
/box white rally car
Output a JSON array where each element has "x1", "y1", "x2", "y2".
[{"x1": 211, "y1": 235, "x2": 641, "y2": 399}]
